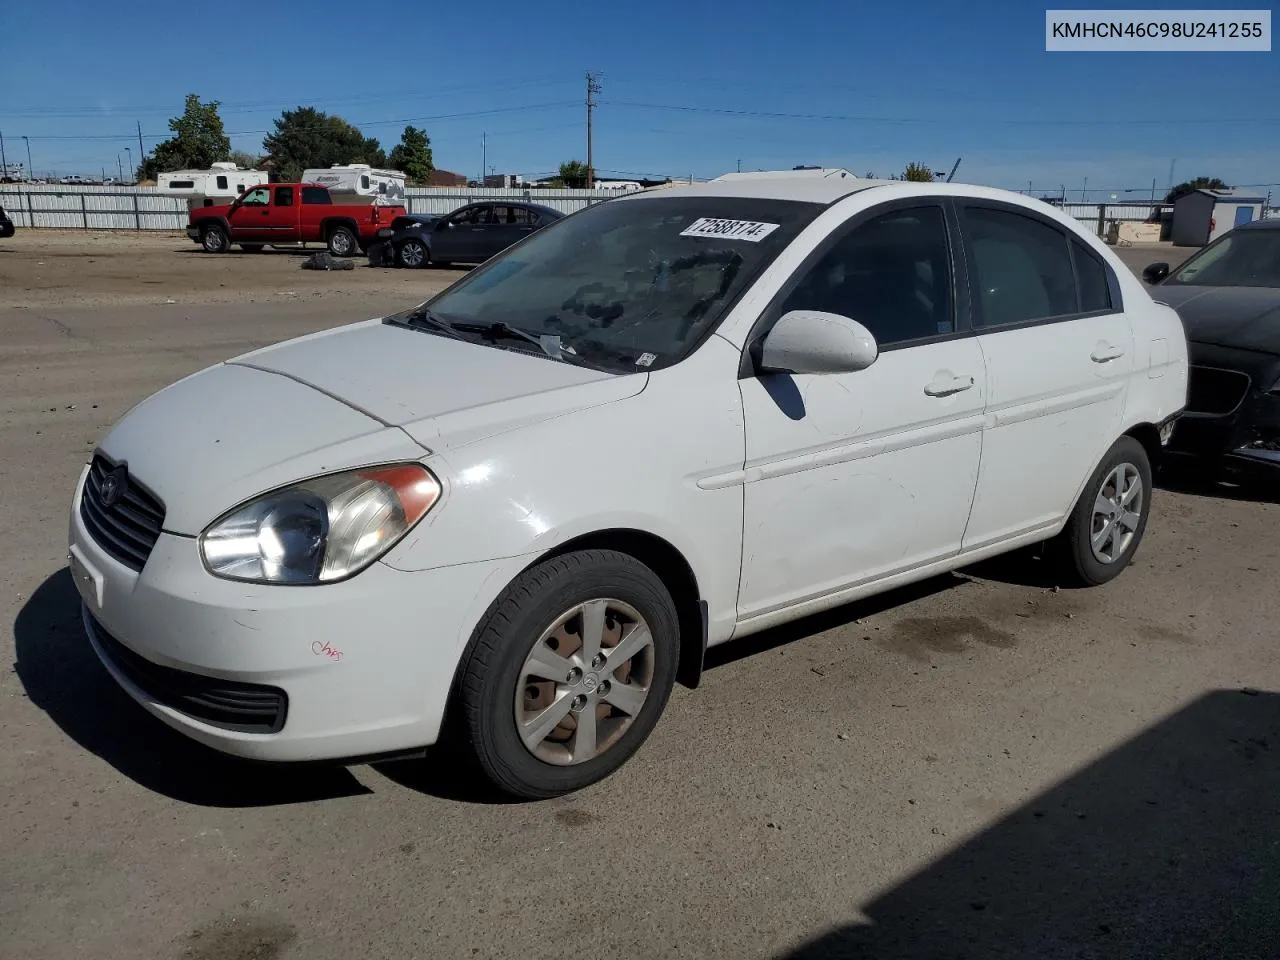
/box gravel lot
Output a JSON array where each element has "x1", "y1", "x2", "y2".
[{"x1": 3, "y1": 234, "x2": 1278, "y2": 960}]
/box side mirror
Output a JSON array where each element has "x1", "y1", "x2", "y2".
[
  {"x1": 1142, "y1": 261, "x2": 1170, "y2": 284},
  {"x1": 758, "y1": 310, "x2": 879, "y2": 375}
]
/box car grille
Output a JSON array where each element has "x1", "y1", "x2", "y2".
[
  {"x1": 86, "y1": 612, "x2": 288, "y2": 734},
  {"x1": 1186, "y1": 365, "x2": 1251, "y2": 416},
  {"x1": 79, "y1": 455, "x2": 165, "y2": 571}
]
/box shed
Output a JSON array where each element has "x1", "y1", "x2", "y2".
[{"x1": 1172, "y1": 188, "x2": 1267, "y2": 246}]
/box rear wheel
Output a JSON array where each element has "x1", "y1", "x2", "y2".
[
  {"x1": 398, "y1": 238, "x2": 428, "y2": 268},
  {"x1": 201, "y1": 224, "x2": 229, "y2": 253},
  {"x1": 1053, "y1": 436, "x2": 1152, "y2": 586},
  {"x1": 456, "y1": 550, "x2": 680, "y2": 799},
  {"x1": 327, "y1": 225, "x2": 358, "y2": 257}
]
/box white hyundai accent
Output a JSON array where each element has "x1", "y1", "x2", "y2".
[{"x1": 67, "y1": 173, "x2": 1188, "y2": 798}]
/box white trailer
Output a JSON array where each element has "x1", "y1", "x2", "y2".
[
  {"x1": 300, "y1": 164, "x2": 406, "y2": 204},
  {"x1": 157, "y1": 162, "x2": 263, "y2": 208}
]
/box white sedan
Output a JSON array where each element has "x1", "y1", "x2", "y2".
[{"x1": 67, "y1": 173, "x2": 1188, "y2": 798}]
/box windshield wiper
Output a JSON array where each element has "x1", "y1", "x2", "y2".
[
  {"x1": 397, "y1": 307, "x2": 466, "y2": 340},
  {"x1": 448, "y1": 320, "x2": 567, "y2": 362}
]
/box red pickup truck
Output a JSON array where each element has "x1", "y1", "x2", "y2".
[{"x1": 187, "y1": 183, "x2": 407, "y2": 256}]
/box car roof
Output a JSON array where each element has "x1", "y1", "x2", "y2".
[
  {"x1": 625, "y1": 174, "x2": 892, "y2": 206},
  {"x1": 1236, "y1": 217, "x2": 1280, "y2": 230}
]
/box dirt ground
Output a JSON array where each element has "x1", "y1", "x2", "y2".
[
  {"x1": 0, "y1": 230, "x2": 462, "y2": 309},
  {"x1": 11, "y1": 232, "x2": 1275, "y2": 960}
]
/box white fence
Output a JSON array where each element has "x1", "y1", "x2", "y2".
[{"x1": 0, "y1": 184, "x2": 619, "y2": 230}]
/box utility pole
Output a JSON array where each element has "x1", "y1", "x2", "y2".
[
  {"x1": 125, "y1": 146, "x2": 132, "y2": 184},
  {"x1": 1167, "y1": 158, "x2": 1176, "y2": 195},
  {"x1": 1151, "y1": 177, "x2": 1157, "y2": 204},
  {"x1": 136, "y1": 121, "x2": 145, "y2": 176},
  {"x1": 117, "y1": 155, "x2": 124, "y2": 182},
  {"x1": 586, "y1": 72, "x2": 601, "y2": 189},
  {"x1": 481, "y1": 131, "x2": 486, "y2": 186},
  {"x1": 22, "y1": 136, "x2": 32, "y2": 181},
  {"x1": 1081, "y1": 177, "x2": 1088, "y2": 202},
  {"x1": 0, "y1": 129, "x2": 7, "y2": 180}
]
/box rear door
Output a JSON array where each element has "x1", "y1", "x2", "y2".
[
  {"x1": 956, "y1": 200, "x2": 1134, "y2": 549},
  {"x1": 299, "y1": 186, "x2": 332, "y2": 242},
  {"x1": 264, "y1": 185, "x2": 298, "y2": 239}
]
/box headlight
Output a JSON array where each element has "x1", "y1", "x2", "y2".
[{"x1": 200, "y1": 464, "x2": 440, "y2": 584}]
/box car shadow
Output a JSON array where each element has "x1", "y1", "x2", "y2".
[
  {"x1": 1156, "y1": 460, "x2": 1280, "y2": 505},
  {"x1": 705, "y1": 574, "x2": 965, "y2": 671},
  {"x1": 12, "y1": 569, "x2": 372, "y2": 808},
  {"x1": 777, "y1": 687, "x2": 1280, "y2": 960}
]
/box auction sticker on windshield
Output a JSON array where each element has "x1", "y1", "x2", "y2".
[{"x1": 679, "y1": 218, "x2": 780, "y2": 242}]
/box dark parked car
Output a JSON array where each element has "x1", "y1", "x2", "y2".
[
  {"x1": 0, "y1": 204, "x2": 14, "y2": 239},
  {"x1": 1143, "y1": 218, "x2": 1280, "y2": 479},
  {"x1": 369, "y1": 201, "x2": 563, "y2": 268}
]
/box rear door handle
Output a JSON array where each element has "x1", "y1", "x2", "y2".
[
  {"x1": 1091, "y1": 343, "x2": 1125, "y2": 363},
  {"x1": 924, "y1": 375, "x2": 975, "y2": 397}
]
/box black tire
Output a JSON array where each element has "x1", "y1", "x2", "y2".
[
  {"x1": 1053, "y1": 435, "x2": 1153, "y2": 586},
  {"x1": 201, "y1": 224, "x2": 229, "y2": 253},
  {"x1": 397, "y1": 238, "x2": 428, "y2": 268},
  {"x1": 456, "y1": 549, "x2": 680, "y2": 799},
  {"x1": 326, "y1": 225, "x2": 358, "y2": 258},
  {"x1": 240, "y1": 244, "x2": 264, "y2": 253}
]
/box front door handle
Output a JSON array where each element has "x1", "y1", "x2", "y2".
[
  {"x1": 924, "y1": 375, "x2": 975, "y2": 397},
  {"x1": 1091, "y1": 343, "x2": 1125, "y2": 363}
]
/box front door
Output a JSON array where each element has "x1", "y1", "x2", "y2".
[
  {"x1": 262, "y1": 184, "x2": 297, "y2": 238},
  {"x1": 955, "y1": 201, "x2": 1135, "y2": 550},
  {"x1": 226, "y1": 186, "x2": 271, "y2": 241},
  {"x1": 432, "y1": 204, "x2": 487, "y2": 262},
  {"x1": 737, "y1": 202, "x2": 987, "y2": 620}
]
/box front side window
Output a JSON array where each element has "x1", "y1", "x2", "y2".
[
  {"x1": 780, "y1": 205, "x2": 954, "y2": 345},
  {"x1": 964, "y1": 206, "x2": 1077, "y2": 327},
  {"x1": 391, "y1": 196, "x2": 820, "y2": 371},
  {"x1": 240, "y1": 187, "x2": 270, "y2": 207},
  {"x1": 448, "y1": 206, "x2": 483, "y2": 226},
  {"x1": 275, "y1": 186, "x2": 294, "y2": 207},
  {"x1": 1167, "y1": 229, "x2": 1280, "y2": 288}
]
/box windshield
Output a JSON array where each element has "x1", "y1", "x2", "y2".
[
  {"x1": 386, "y1": 195, "x2": 821, "y2": 371},
  {"x1": 1166, "y1": 228, "x2": 1280, "y2": 288}
]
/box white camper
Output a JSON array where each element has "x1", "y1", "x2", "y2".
[
  {"x1": 158, "y1": 162, "x2": 263, "y2": 208},
  {"x1": 300, "y1": 164, "x2": 406, "y2": 204}
]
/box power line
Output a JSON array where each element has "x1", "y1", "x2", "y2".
[{"x1": 605, "y1": 99, "x2": 1280, "y2": 127}]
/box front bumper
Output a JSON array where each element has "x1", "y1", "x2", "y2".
[{"x1": 67, "y1": 466, "x2": 521, "y2": 762}]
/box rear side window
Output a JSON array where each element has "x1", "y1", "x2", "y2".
[
  {"x1": 168, "y1": 179, "x2": 195, "y2": 189},
  {"x1": 301, "y1": 187, "x2": 330, "y2": 205},
  {"x1": 275, "y1": 187, "x2": 294, "y2": 207},
  {"x1": 511, "y1": 206, "x2": 539, "y2": 224},
  {"x1": 1072, "y1": 238, "x2": 1113, "y2": 312},
  {"x1": 964, "y1": 206, "x2": 1077, "y2": 327}
]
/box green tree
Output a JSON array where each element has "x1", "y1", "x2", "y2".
[
  {"x1": 558, "y1": 159, "x2": 589, "y2": 188},
  {"x1": 262, "y1": 106, "x2": 386, "y2": 182},
  {"x1": 226, "y1": 149, "x2": 261, "y2": 169},
  {"x1": 1164, "y1": 176, "x2": 1230, "y2": 204},
  {"x1": 387, "y1": 126, "x2": 434, "y2": 184},
  {"x1": 901, "y1": 162, "x2": 937, "y2": 182},
  {"x1": 137, "y1": 93, "x2": 231, "y2": 180}
]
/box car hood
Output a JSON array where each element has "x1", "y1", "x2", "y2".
[
  {"x1": 97, "y1": 362, "x2": 431, "y2": 536},
  {"x1": 97, "y1": 321, "x2": 645, "y2": 535},
  {"x1": 1154, "y1": 284, "x2": 1280, "y2": 354},
  {"x1": 229, "y1": 319, "x2": 645, "y2": 449}
]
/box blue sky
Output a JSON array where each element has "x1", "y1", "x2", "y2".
[{"x1": 1, "y1": 0, "x2": 1276, "y2": 198}]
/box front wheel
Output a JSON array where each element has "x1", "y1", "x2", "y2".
[
  {"x1": 456, "y1": 550, "x2": 680, "y2": 799},
  {"x1": 201, "y1": 224, "x2": 229, "y2": 253},
  {"x1": 1053, "y1": 435, "x2": 1153, "y2": 586},
  {"x1": 397, "y1": 238, "x2": 428, "y2": 268},
  {"x1": 327, "y1": 225, "x2": 358, "y2": 257}
]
